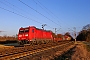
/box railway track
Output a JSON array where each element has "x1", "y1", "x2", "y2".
[{"x1": 0, "y1": 41, "x2": 74, "y2": 60}]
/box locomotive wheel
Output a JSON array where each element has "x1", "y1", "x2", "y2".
[
  {"x1": 25, "y1": 40, "x2": 29, "y2": 44},
  {"x1": 22, "y1": 40, "x2": 28, "y2": 44},
  {"x1": 18, "y1": 40, "x2": 24, "y2": 45},
  {"x1": 21, "y1": 40, "x2": 24, "y2": 45}
]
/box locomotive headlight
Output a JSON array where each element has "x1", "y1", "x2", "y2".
[
  {"x1": 25, "y1": 34, "x2": 28, "y2": 36},
  {"x1": 19, "y1": 35, "x2": 22, "y2": 37}
]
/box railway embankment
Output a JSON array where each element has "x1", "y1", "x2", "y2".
[
  {"x1": 1, "y1": 41, "x2": 90, "y2": 60},
  {"x1": 29, "y1": 42, "x2": 75, "y2": 60},
  {"x1": 56, "y1": 41, "x2": 90, "y2": 60},
  {"x1": 0, "y1": 41, "x2": 74, "y2": 60}
]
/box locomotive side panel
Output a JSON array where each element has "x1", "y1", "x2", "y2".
[
  {"x1": 35, "y1": 29, "x2": 40, "y2": 40},
  {"x1": 29, "y1": 27, "x2": 35, "y2": 41}
]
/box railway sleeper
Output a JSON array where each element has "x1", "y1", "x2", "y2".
[{"x1": 0, "y1": 41, "x2": 73, "y2": 60}]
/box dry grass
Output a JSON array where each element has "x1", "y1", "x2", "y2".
[
  {"x1": 86, "y1": 45, "x2": 90, "y2": 52},
  {"x1": 0, "y1": 36, "x2": 17, "y2": 41},
  {"x1": 71, "y1": 43, "x2": 90, "y2": 60}
]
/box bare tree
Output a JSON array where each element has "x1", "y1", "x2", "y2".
[{"x1": 77, "y1": 24, "x2": 90, "y2": 41}]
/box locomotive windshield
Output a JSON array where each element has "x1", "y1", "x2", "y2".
[
  {"x1": 19, "y1": 30, "x2": 24, "y2": 34},
  {"x1": 19, "y1": 28, "x2": 29, "y2": 34},
  {"x1": 25, "y1": 29, "x2": 29, "y2": 32}
]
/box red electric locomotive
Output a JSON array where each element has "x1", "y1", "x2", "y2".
[{"x1": 18, "y1": 26, "x2": 53, "y2": 44}]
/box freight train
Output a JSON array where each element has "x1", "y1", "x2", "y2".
[{"x1": 18, "y1": 26, "x2": 70, "y2": 44}]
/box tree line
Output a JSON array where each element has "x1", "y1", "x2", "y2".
[{"x1": 76, "y1": 24, "x2": 90, "y2": 42}]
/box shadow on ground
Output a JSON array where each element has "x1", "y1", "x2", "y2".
[{"x1": 55, "y1": 46, "x2": 76, "y2": 60}]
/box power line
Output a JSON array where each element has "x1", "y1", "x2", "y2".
[
  {"x1": 36, "y1": 0, "x2": 55, "y2": 17},
  {"x1": 0, "y1": 6, "x2": 42, "y2": 24},
  {"x1": 34, "y1": 0, "x2": 77, "y2": 35},
  {"x1": 0, "y1": 0, "x2": 24, "y2": 15},
  {"x1": 2, "y1": 0, "x2": 53, "y2": 29},
  {"x1": 33, "y1": 0, "x2": 69, "y2": 33},
  {"x1": 3, "y1": 0, "x2": 41, "y2": 20},
  {"x1": 36, "y1": 0, "x2": 61, "y2": 21},
  {"x1": 36, "y1": 0, "x2": 71, "y2": 30},
  {"x1": 33, "y1": 0, "x2": 72, "y2": 32},
  {"x1": 18, "y1": 0, "x2": 60, "y2": 26},
  {"x1": 33, "y1": 0, "x2": 61, "y2": 29},
  {"x1": 33, "y1": 0, "x2": 52, "y2": 17}
]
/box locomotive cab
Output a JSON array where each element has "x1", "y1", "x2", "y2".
[{"x1": 18, "y1": 27, "x2": 30, "y2": 44}]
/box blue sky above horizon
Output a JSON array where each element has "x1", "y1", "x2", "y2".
[{"x1": 0, "y1": 0, "x2": 90, "y2": 36}]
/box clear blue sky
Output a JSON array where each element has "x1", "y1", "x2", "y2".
[{"x1": 0, "y1": 0, "x2": 90, "y2": 36}]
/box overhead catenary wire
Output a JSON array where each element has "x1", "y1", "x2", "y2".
[
  {"x1": 33, "y1": 0, "x2": 62, "y2": 29},
  {"x1": 36, "y1": 0, "x2": 64, "y2": 23},
  {"x1": 3, "y1": 0, "x2": 53, "y2": 29},
  {"x1": 0, "y1": 6, "x2": 42, "y2": 24},
  {"x1": 3, "y1": 0, "x2": 41, "y2": 21},
  {"x1": 36, "y1": 0, "x2": 55, "y2": 18},
  {"x1": 4, "y1": 0, "x2": 70, "y2": 31},
  {"x1": 1, "y1": 0, "x2": 52, "y2": 29},
  {"x1": 33, "y1": 0, "x2": 52, "y2": 17},
  {"x1": 33, "y1": 0, "x2": 67, "y2": 33},
  {"x1": 33, "y1": 0, "x2": 71, "y2": 32},
  {"x1": 33, "y1": 0, "x2": 75, "y2": 34},
  {"x1": 2, "y1": 0, "x2": 61, "y2": 30},
  {"x1": 18, "y1": 0, "x2": 60, "y2": 26},
  {"x1": 0, "y1": 0, "x2": 24, "y2": 15},
  {"x1": 36, "y1": 0, "x2": 73, "y2": 32}
]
